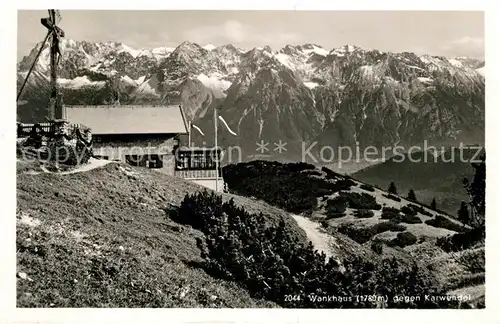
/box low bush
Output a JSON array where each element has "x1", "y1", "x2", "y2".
[
  {"x1": 321, "y1": 166, "x2": 341, "y2": 180},
  {"x1": 327, "y1": 192, "x2": 381, "y2": 211},
  {"x1": 337, "y1": 222, "x2": 407, "y2": 244},
  {"x1": 303, "y1": 169, "x2": 322, "y2": 176},
  {"x1": 353, "y1": 209, "x2": 375, "y2": 218},
  {"x1": 425, "y1": 215, "x2": 466, "y2": 233},
  {"x1": 395, "y1": 213, "x2": 423, "y2": 224},
  {"x1": 371, "y1": 241, "x2": 384, "y2": 254},
  {"x1": 283, "y1": 162, "x2": 316, "y2": 172},
  {"x1": 383, "y1": 194, "x2": 401, "y2": 202},
  {"x1": 436, "y1": 226, "x2": 485, "y2": 252},
  {"x1": 389, "y1": 232, "x2": 418, "y2": 248},
  {"x1": 325, "y1": 198, "x2": 347, "y2": 219},
  {"x1": 360, "y1": 184, "x2": 375, "y2": 192},
  {"x1": 401, "y1": 205, "x2": 418, "y2": 216},
  {"x1": 174, "y1": 191, "x2": 457, "y2": 308},
  {"x1": 381, "y1": 207, "x2": 401, "y2": 220},
  {"x1": 408, "y1": 204, "x2": 433, "y2": 217},
  {"x1": 372, "y1": 221, "x2": 407, "y2": 234},
  {"x1": 457, "y1": 249, "x2": 485, "y2": 273},
  {"x1": 325, "y1": 212, "x2": 346, "y2": 220}
]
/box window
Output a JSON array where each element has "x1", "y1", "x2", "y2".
[{"x1": 175, "y1": 149, "x2": 220, "y2": 170}]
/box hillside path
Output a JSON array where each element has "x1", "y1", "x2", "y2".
[
  {"x1": 290, "y1": 214, "x2": 336, "y2": 260},
  {"x1": 21, "y1": 158, "x2": 112, "y2": 175}
]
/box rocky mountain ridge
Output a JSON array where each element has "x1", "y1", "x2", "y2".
[{"x1": 17, "y1": 39, "x2": 485, "y2": 161}]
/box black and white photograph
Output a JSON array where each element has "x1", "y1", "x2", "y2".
[{"x1": 11, "y1": 6, "x2": 491, "y2": 316}]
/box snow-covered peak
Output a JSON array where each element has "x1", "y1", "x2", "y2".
[
  {"x1": 152, "y1": 47, "x2": 175, "y2": 55},
  {"x1": 203, "y1": 43, "x2": 216, "y2": 51},
  {"x1": 300, "y1": 44, "x2": 328, "y2": 57},
  {"x1": 330, "y1": 44, "x2": 362, "y2": 56},
  {"x1": 115, "y1": 43, "x2": 140, "y2": 58},
  {"x1": 448, "y1": 58, "x2": 463, "y2": 67}
]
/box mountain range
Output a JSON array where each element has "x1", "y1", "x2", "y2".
[{"x1": 17, "y1": 39, "x2": 485, "y2": 161}]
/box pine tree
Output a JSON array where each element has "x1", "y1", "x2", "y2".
[
  {"x1": 463, "y1": 152, "x2": 485, "y2": 227},
  {"x1": 407, "y1": 189, "x2": 417, "y2": 202},
  {"x1": 457, "y1": 201, "x2": 470, "y2": 225},
  {"x1": 388, "y1": 181, "x2": 398, "y2": 195},
  {"x1": 430, "y1": 198, "x2": 437, "y2": 210}
]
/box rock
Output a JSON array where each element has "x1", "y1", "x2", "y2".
[
  {"x1": 118, "y1": 246, "x2": 125, "y2": 251},
  {"x1": 73, "y1": 279, "x2": 78, "y2": 283},
  {"x1": 179, "y1": 287, "x2": 190, "y2": 298},
  {"x1": 209, "y1": 295, "x2": 218, "y2": 301},
  {"x1": 17, "y1": 272, "x2": 28, "y2": 280}
]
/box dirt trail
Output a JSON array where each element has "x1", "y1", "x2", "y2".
[
  {"x1": 290, "y1": 214, "x2": 339, "y2": 261},
  {"x1": 22, "y1": 158, "x2": 113, "y2": 175}
]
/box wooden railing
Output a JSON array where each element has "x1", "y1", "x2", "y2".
[
  {"x1": 17, "y1": 122, "x2": 90, "y2": 138},
  {"x1": 17, "y1": 123, "x2": 53, "y2": 136}
]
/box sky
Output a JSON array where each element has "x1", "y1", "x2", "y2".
[{"x1": 17, "y1": 10, "x2": 484, "y2": 60}]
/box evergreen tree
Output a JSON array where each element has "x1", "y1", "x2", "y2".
[
  {"x1": 457, "y1": 201, "x2": 469, "y2": 225},
  {"x1": 463, "y1": 152, "x2": 485, "y2": 227},
  {"x1": 407, "y1": 189, "x2": 417, "y2": 202},
  {"x1": 388, "y1": 181, "x2": 398, "y2": 195},
  {"x1": 430, "y1": 197, "x2": 437, "y2": 210}
]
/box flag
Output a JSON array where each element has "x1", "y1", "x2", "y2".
[
  {"x1": 218, "y1": 115, "x2": 237, "y2": 136},
  {"x1": 191, "y1": 124, "x2": 205, "y2": 136}
]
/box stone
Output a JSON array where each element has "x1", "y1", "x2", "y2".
[{"x1": 17, "y1": 272, "x2": 28, "y2": 280}]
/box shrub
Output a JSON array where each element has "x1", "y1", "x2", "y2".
[
  {"x1": 383, "y1": 194, "x2": 401, "y2": 202},
  {"x1": 354, "y1": 209, "x2": 375, "y2": 218},
  {"x1": 390, "y1": 231, "x2": 418, "y2": 248},
  {"x1": 303, "y1": 169, "x2": 322, "y2": 176},
  {"x1": 425, "y1": 215, "x2": 466, "y2": 233},
  {"x1": 371, "y1": 241, "x2": 384, "y2": 254},
  {"x1": 360, "y1": 184, "x2": 375, "y2": 192},
  {"x1": 457, "y1": 249, "x2": 485, "y2": 273},
  {"x1": 325, "y1": 198, "x2": 347, "y2": 219},
  {"x1": 337, "y1": 222, "x2": 407, "y2": 244},
  {"x1": 401, "y1": 205, "x2": 418, "y2": 216},
  {"x1": 283, "y1": 162, "x2": 316, "y2": 172},
  {"x1": 337, "y1": 224, "x2": 375, "y2": 244},
  {"x1": 395, "y1": 213, "x2": 423, "y2": 224},
  {"x1": 373, "y1": 222, "x2": 407, "y2": 234},
  {"x1": 333, "y1": 178, "x2": 357, "y2": 190},
  {"x1": 436, "y1": 226, "x2": 485, "y2": 252},
  {"x1": 327, "y1": 192, "x2": 382, "y2": 211},
  {"x1": 173, "y1": 191, "x2": 457, "y2": 309},
  {"x1": 321, "y1": 166, "x2": 341, "y2": 180},
  {"x1": 381, "y1": 207, "x2": 401, "y2": 220}
]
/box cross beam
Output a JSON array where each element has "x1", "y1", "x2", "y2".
[{"x1": 41, "y1": 10, "x2": 64, "y2": 120}]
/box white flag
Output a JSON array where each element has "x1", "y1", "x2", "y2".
[
  {"x1": 218, "y1": 115, "x2": 237, "y2": 136},
  {"x1": 191, "y1": 124, "x2": 205, "y2": 136}
]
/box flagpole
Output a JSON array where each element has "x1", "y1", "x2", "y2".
[
  {"x1": 214, "y1": 108, "x2": 219, "y2": 192},
  {"x1": 188, "y1": 120, "x2": 192, "y2": 147}
]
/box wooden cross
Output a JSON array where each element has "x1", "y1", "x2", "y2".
[{"x1": 41, "y1": 10, "x2": 65, "y2": 120}]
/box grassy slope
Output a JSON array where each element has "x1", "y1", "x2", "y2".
[
  {"x1": 16, "y1": 160, "x2": 305, "y2": 308},
  {"x1": 16, "y1": 159, "x2": 484, "y2": 308},
  {"x1": 223, "y1": 162, "x2": 484, "y2": 306},
  {"x1": 314, "y1": 181, "x2": 466, "y2": 239}
]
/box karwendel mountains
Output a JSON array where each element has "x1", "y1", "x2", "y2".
[{"x1": 17, "y1": 40, "x2": 485, "y2": 161}]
